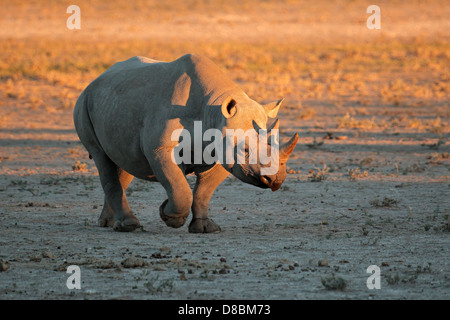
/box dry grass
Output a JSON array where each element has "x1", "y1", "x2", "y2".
[
  {"x1": 308, "y1": 164, "x2": 329, "y2": 182},
  {"x1": 1, "y1": 38, "x2": 448, "y2": 128},
  {"x1": 0, "y1": 0, "x2": 449, "y2": 145}
]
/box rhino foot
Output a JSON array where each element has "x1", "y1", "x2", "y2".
[
  {"x1": 112, "y1": 215, "x2": 141, "y2": 232},
  {"x1": 98, "y1": 206, "x2": 114, "y2": 228},
  {"x1": 189, "y1": 218, "x2": 221, "y2": 233},
  {"x1": 98, "y1": 217, "x2": 114, "y2": 228},
  {"x1": 159, "y1": 200, "x2": 188, "y2": 228},
  {"x1": 98, "y1": 205, "x2": 140, "y2": 232}
]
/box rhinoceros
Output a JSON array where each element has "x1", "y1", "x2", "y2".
[{"x1": 73, "y1": 54, "x2": 298, "y2": 233}]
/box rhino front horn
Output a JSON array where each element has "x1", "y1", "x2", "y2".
[{"x1": 280, "y1": 133, "x2": 299, "y2": 160}]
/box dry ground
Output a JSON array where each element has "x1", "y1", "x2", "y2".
[{"x1": 0, "y1": 0, "x2": 449, "y2": 300}]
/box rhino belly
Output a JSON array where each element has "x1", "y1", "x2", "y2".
[{"x1": 94, "y1": 123, "x2": 157, "y2": 181}]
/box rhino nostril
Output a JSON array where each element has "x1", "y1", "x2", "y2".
[{"x1": 260, "y1": 175, "x2": 272, "y2": 186}]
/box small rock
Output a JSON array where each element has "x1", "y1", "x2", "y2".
[
  {"x1": 153, "y1": 266, "x2": 166, "y2": 271},
  {"x1": 54, "y1": 262, "x2": 69, "y2": 272},
  {"x1": 220, "y1": 257, "x2": 227, "y2": 263},
  {"x1": 318, "y1": 258, "x2": 329, "y2": 267},
  {"x1": 30, "y1": 255, "x2": 42, "y2": 262},
  {"x1": 180, "y1": 273, "x2": 188, "y2": 281},
  {"x1": 0, "y1": 260, "x2": 11, "y2": 272},
  {"x1": 42, "y1": 251, "x2": 54, "y2": 259},
  {"x1": 121, "y1": 256, "x2": 145, "y2": 268},
  {"x1": 381, "y1": 262, "x2": 390, "y2": 267},
  {"x1": 151, "y1": 252, "x2": 162, "y2": 259},
  {"x1": 288, "y1": 265, "x2": 295, "y2": 270}
]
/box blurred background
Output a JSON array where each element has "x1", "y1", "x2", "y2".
[
  {"x1": 1, "y1": 0, "x2": 448, "y2": 127},
  {"x1": 0, "y1": 0, "x2": 448, "y2": 170}
]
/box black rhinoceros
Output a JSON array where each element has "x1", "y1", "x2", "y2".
[{"x1": 73, "y1": 54, "x2": 298, "y2": 233}]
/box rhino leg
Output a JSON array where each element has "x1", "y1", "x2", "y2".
[
  {"x1": 189, "y1": 164, "x2": 229, "y2": 233},
  {"x1": 98, "y1": 168, "x2": 134, "y2": 228},
  {"x1": 93, "y1": 153, "x2": 140, "y2": 232},
  {"x1": 98, "y1": 200, "x2": 114, "y2": 227},
  {"x1": 149, "y1": 151, "x2": 193, "y2": 228}
]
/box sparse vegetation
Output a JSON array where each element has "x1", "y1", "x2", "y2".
[
  {"x1": 369, "y1": 197, "x2": 399, "y2": 208},
  {"x1": 321, "y1": 273, "x2": 347, "y2": 291},
  {"x1": 308, "y1": 164, "x2": 329, "y2": 182},
  {"x1": 296, "y1": 106, "x2": 316, "y2": 120},
  {"x1": 336, "y1": 113, "x2": 379, "y2": 130},
  {"x1": 72, "y1": 161, "x2": 87, "y2": 171},
  {"x1": 144, "y1": 275, "x2": 174, "y2": 294},
  {"x1": 347, "y1": 168, "x2": 368, "y2": 181},
  {"x1": 427, "y1": 152, "x2": 449, "y2": 164}
]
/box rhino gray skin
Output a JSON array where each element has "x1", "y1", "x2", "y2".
[{"x1": 73, "y1": 54, "x2": 298, "y2": 233}]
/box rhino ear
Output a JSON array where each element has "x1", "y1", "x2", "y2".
[
  {"x1": 263, "y1": 98, "x2": 284, "y2": 118},
  {"x1": 221, "y1": 96, "x2": 237, "y2": 119}
]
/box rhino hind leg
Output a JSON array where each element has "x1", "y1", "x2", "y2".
[
  {"x1": 98, "y1": 200, "x2": 114, "y2": 227},
  {"x1": 92, "y1": 153, "x2": 140, "y2": 232},
  {"x1": 98, "y1": 167, "x2": 135, "y2": 229}
]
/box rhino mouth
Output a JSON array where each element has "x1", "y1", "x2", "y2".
[
  {"x1": 258, "y1": 175, "x2": 282, "y2": 192},
  {"x1": 231, "y1": 167, "x2": 282, "y2": 191},
  {"x1": 269, "y1": 182, "x2": 282, "y2": 192}
]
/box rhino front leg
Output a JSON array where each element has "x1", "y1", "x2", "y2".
[
  {"x1": 149, "y1": 150, "x2": 193, "y2": 229},
  {"x1": 93, "y1": 153, "x2": 140, "y2": 232},
  {"x1": 189, "y1": 164, "x2": 229, "y2": 233}
]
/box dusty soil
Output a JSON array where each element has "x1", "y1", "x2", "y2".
[{"x1": 0, "y1": 0, "x2": 449, "y2": 300}]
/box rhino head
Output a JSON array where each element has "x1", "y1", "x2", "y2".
[{"x1": 216, "y1": 95, "x2": 298, "y2": 191}]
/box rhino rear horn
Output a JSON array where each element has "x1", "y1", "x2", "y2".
[
  {"x1": 267, "y1": 119, "x2": 280, "y2": 146},
  {"x1": 280, "y1": 133, "x2": 299, "y2": 161},
  {"x1": 267, "y1": 118, "x2": 279, "y2": 132}
]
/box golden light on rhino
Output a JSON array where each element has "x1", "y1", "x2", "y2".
[{"x1": 73, "y1": 54, "x2": 298, "y2": 233}]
